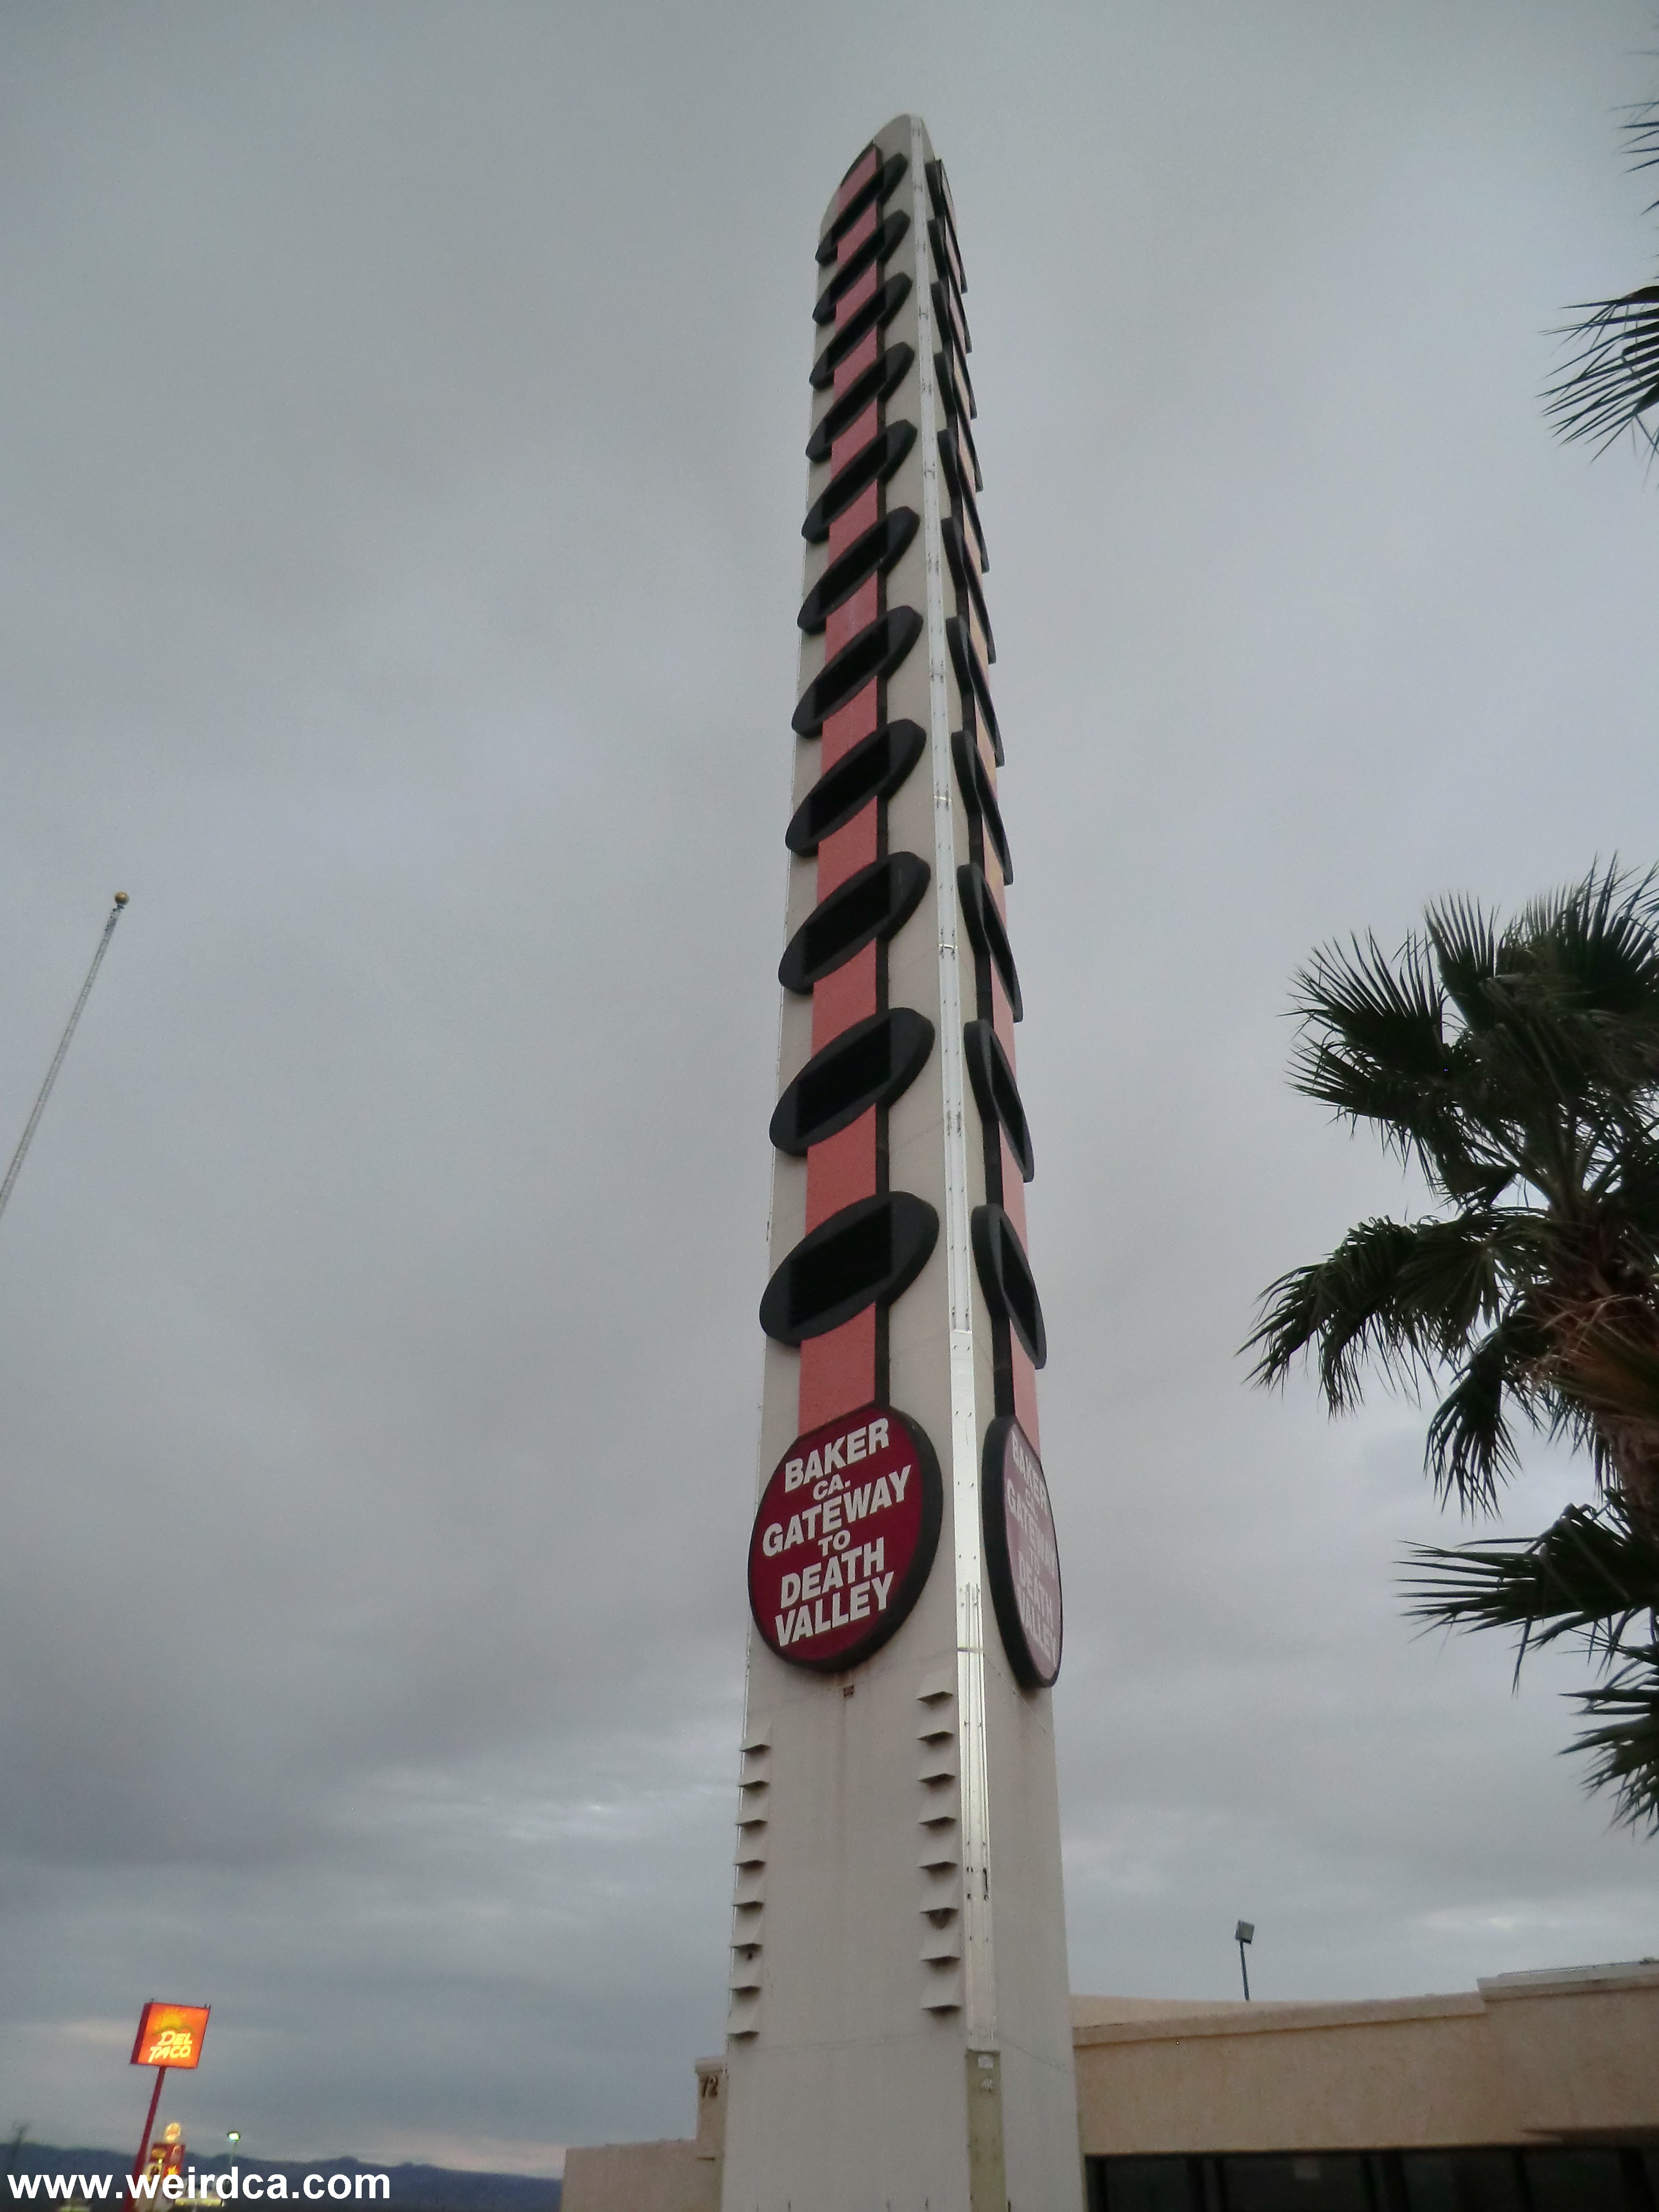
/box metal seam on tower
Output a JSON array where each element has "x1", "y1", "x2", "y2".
[{"x1": 911, "y1": 115, "x2": 998, "y2": 2052}]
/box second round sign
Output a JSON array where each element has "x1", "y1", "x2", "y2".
[{"x1": 982, "y1": 1414, "x2": 1063, "y2": 1688}]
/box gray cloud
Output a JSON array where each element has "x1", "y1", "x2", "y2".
[{"x1": 2, "y1": 0, "x2": 1657, "y2": 2170}]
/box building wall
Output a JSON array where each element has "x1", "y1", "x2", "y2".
[
  {"x1": 1074, "y1": 1996, "x2": 1519, "y2": 2157},
  {"x1": 559, "y1": 2140, "x2": 716, "y2": 2212},
  {"x1": 1073, "y1": 1964, "x2": 1659, "y2": 2157},
  {"x1": 563, "y1": 1964, "x2": 1659, "y2": 2206},
  {"x1": 562, "y1": 2060, "x2": 724, "y2": 2212},
  {"x1": 1479, "y1": 1963, "x2": 1659, "y2": 2141}
]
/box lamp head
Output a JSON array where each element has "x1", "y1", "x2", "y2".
[{"x1": 1235, "y1": 1920, "x2": 1254, "y2": 1945}]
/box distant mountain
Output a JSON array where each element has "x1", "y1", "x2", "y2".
[{"x1": 1, "y1": 2147, "x2": 559, "y2": 2212}]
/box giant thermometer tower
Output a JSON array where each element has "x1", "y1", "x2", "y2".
[{"x1": 721, "y1": 117, "x2": 1082, "y2": 2212}]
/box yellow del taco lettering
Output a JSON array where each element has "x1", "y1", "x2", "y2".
[{"x1": 131, "y1": 2004, "x2": 210, "y2": 2071}]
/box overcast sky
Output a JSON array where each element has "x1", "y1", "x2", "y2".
[{"x1": 4, "y1": 0, "x2": 1659, "y2": 2179}]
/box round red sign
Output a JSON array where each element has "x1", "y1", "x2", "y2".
[
  {"x1": 749, "y1": 1403, "x2": 942, "y2": 1672},
  {"x1": 982, "y1": 1415, "x2": 1062, "y2": 1688}
]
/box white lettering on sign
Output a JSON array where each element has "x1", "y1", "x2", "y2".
[
  {"x1": 772, "y1": 1554, "x2": 898, "y2": 1648},
  {"x1": 749, "y1": 1408, "x2": 936, "y2": 1670}
]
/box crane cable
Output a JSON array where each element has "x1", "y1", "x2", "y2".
[{"x1": 0, "y1": 893, "x2": 129, "y2": 1231}]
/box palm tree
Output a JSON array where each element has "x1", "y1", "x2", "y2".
[
  {"x1": 1248, "y1": 864, "x2": 1659, "y2": 1828},
  {"x1": 1545, "y1": 96, "x2": 1659, "y2": 460},
  {"x1": 1404, "y1": 1498, "x2": 1659, "y2": 1831}
]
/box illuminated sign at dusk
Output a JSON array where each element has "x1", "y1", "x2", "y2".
[{"x1": 130, "y1": 2004, "x2": 210, "y2": 2070}]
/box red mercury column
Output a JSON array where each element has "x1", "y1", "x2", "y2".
[{"x1": 797, "y1": 143, "x2": 887, "y2": 1434}]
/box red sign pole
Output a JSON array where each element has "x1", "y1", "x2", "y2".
[{"x1": 128, "y1": 2066, "x2": 168, "y2": 2205}]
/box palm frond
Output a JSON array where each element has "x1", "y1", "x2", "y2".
[
  {"x1": 1287, "y1": 933, "x2": 1486, "y2": 1186},
  {"x1": 1405, "y1": 1500, "x2": 1659, "y2": 1656},
  {"x1": 1247, "y1": 1216, "x2": 1514, "y2": 1411},
  {"x1": 1423, "y1": 1313, "x2": 1543, "y2": 1510},
  {"x1": 1517, "y1": 863, "x2": 1659, "y2": 1019},
  {"x1": 1291, "y1": 935, "x2": 1447, "y2": 1087},
  {"x1": 1426, "y1": 894, "x2": 1503, "y2": 1030},
  {"x1": 1288, "y1": 1044, "x2": 1472, "y2": 1181},
  {"x1": 1407, "y1": 1505, "x2": 1659, "y2": 1829},
  {"x1": 1434, "y1": 1156, "x2": 1519, "y2": 1208},
  {"x1": 1397, "y1": 1213, "x2": 1527, "y2": 1342},
  {"x1": 1544, "y1": 281, "x2": 1659, "y2": 457},
  {"x1": 1572, "y1": 1648, "x2": 1659, "y2": 1832},
  {"x1": 1623, "y1": 92, "x2": 1659, "y2": 187}
]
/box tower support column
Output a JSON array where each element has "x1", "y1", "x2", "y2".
[{"x1": 721, "y1": 114, "x2": 1082, "y2": 2212}]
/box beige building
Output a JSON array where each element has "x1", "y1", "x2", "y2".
[{"x1": 563, "y1": 1960, "x2": 1659, "y2": 2212}]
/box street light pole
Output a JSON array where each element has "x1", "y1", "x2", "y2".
[
  {"x1": 1235, "y1": 1919, "x2": 1254, "y2": 2002},
  {"x1": 0, "y1": 894, "x2": 129, "y2": 1234}
]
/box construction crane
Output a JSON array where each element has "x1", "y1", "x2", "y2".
[{"x1": 0, "y1": 893, "x2": 129, "y2": 1232}]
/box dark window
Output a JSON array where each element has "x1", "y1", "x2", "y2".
[
  {"x1": 937, "y1": 433, "x2": 989, "y2": 576},
  {"x1": 790, "y1": 1204, "x2": 890, "y2": 1327},
  {"x1": 928, "y1": 215, "x2": 966, "y2": 299},
  {"x1": 971, "y1": 1205, "x2": 1046, "y2": 1366},
  {"x1": 946, "y1": 613, "x2": 1001, "y2": 761},
  {"x1": 941, "y1": 517, "x2": 993, "y2": 658},
  {"x1": 806, "y1": 345, "x2": 915, "y2": 462},
  {"x1": 802, "y1": 423, "x2": 917, "y2": 546},
  {"x1": 1222, "y1": 2156, "x2": 1370, "y2": 2212},
  {"x1": 778, "y1": 853, "x2": 931, "y2": 994},
  {"x1": 952, "y1": 729, "x2": 1012, "y2": 883},
  {"x1": 811, "y1": 274, "x2": 912, "y2": 389},
  {"x1": 924, "y1": 157, "x2": 962, "y2": 272},
  {"x1": 936, "y1": 326, "x2": 978, "y2": 421},
  {"x1": 934, "y1": 345, "x2": 966, "y2": 422},
  {"x1": 957, "y1": 863, "x2": 1022, "y2": 1020},
  {"x1": 932, "y1": 277, "x2": 972, "y2": 363},
  {"x1": 799, "y1": 510, "x2": 919, "y2": 634},
  {"x1": 1399, "y1": 2151, "x2": 1526, "y2": 2211},
  {"x1": 814, "y1": 211, "x2": 910, "y2": 324},
  {"x1": 770, "y1": 1009, "x2": 935, "y2": 1155},
  {"x1": 963, "y1": 1020, "x2": 1032, "y2": 1181},
  {"x1": 817, "y1": 149, "x2": 909, "y2": 265},
  {"x1": 802, "y1": 873, "x2": 890, "y2": 974},
  {"x1": 786, "y1": 720, "x2": 926, "y2": 855},
  {"x1": 954, "y1": 402, "x2": 984, "y2": 490},
  {"x1": 796, "y1": 1020, "x2": 892, "y2": 1129},
  {"x1": 1524, "y1": 2150, "x2": 1630, "y2": 2212},
  {"x1": 1097, "y1": 2158, "x2": 1195, "y2": 2212},
  {"x1": 759, "y1": 1191, "x2": 938, "y2": 1343},
  {"x1": 792, "y1": 608, "x2": 924, "y2": 737},
  {"x1": 1091, "y1": 2148, "x2": 1656, "y2": 2212}
]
